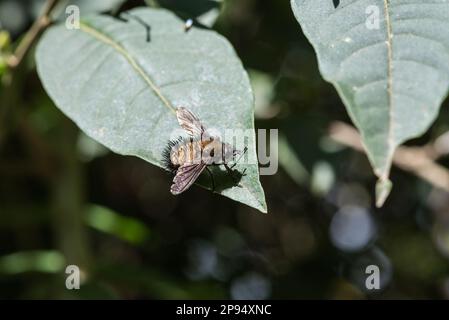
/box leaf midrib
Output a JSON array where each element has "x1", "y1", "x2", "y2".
[{"x1": 383, "y1": 0, "x2": 394, "y2": 180}]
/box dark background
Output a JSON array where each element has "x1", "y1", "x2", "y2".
[{"x1": 1, "y1": 0, "x2": 449, "y2": 299}]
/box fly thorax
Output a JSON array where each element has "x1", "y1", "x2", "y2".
[{"x1": 202, "y1": 139, "x2": 223, "y2": 165}]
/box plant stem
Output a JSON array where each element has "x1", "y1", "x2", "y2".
[
  {"x1": 7, "y1": 0, "x2": 61, "y2": 68},
  {"x1": 51, "y1": 118, "x2": 91, "y2": 279}
]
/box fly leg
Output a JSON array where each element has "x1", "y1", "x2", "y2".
[
  {"x1": 230, "y1": 147, "x2": 248, "y2": 169},
  {"x1": 224, "y1": 164, "x2": 243, "y2": 188},
  {"x1": 205, "y1": 167, "x2": 215, "y2": 192}
]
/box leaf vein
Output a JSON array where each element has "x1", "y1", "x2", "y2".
[{"x1": 79, "y1": 21, "x2": 176, "y2": 115}]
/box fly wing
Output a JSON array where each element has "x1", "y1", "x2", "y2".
[
  {"x1": 176, "y1": 107, "x2": 205, "y2": 137},
  {"x1": 170, "y1": 163, "x2": 206, "y2": 195}
]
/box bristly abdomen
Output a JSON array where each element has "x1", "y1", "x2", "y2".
[{"x1": 162, "y1": 137, "x2": 183, "y2": 173}]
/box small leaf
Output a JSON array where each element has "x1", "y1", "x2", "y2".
[
  {"x1": 0, "y1": 31, "x2": 11, "y2": 50},
  {"x1": 85, "y1": 204, "x2": 151, "y2": 244},
  {"x1": 36, "y1": 8, "x2": 266, "y2": 212},
  {"x1": 291, "y1": 0, "x2": 449, "y2": 205},
  {"x1": 0, "y1": 58, "x2": 6, "y2": 77}
]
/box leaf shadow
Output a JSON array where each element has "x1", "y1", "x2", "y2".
[
  {"x1": 197, "y1": 165, "x2": 245, "y2": 193},
  {"x1": 117, "y1": 12, "x2": 152, "y2": 42}
]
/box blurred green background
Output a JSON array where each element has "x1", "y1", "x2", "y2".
[{"x1": 1, "y1": 0, "x2": 449, "y2": 299}]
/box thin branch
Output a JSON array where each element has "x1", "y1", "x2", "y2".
[
  {"x1": 329, "y1": 121, "x2": 449, "y2": 193},
  {"x1": 7, "y1": 0, "x2": 61, "y2": 68}
]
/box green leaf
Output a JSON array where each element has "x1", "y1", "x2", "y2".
[
  {"x1": 36, "y1": 8, "x2": 266, "y2": 212},
  {"x1": 85, "y1": 204, "x2": 151, "y2": 245},
  {"x1": 0, "y1": 31, "x2": 11, "y2": 50},
  {"x1": 0, "y1": 251, "x2": 65, "y2": 274},
  {"x1": 0, "y1": 56, "x2": 6, "y2": 77},
  {"x1": 291, "y1": 0, "x2": 449, "y2": 205}
]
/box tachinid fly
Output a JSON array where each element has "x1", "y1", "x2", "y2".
[{"x1": 163, "y1": 107, "x2": 246, "y2": 195}]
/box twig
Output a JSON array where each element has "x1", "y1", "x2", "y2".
[
  {"x1": 6, "y1": 0, "x2": 61, "y2": 68},
  {"x1": 329, "y1": 121, "x2": 449, "y2": 193}
]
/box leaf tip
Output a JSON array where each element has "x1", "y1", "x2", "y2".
[
  {"x1": 259, "y1": 205, "x2": 268, "y2": 214},
  {"x1": 375, "y1": 178, "x2": 392, "y2": 208}
]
